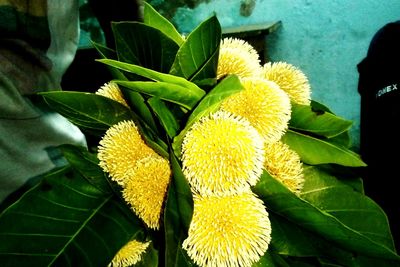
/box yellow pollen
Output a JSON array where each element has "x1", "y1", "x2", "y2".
[
  {"x1": 122, "y1": 155, "x2": 171, "y2": 229},
  {"x1": 182, "y1": 192, "x2": 271, "y2": 267},
  {"x1": 221, "y1": 77, "x2": 291, "y2": 144},
  {"x1": 262, "y1": 61, "x2": 311, "y2": 105},
  {"x1": 217, "y1": 37, "x2": 262, "y2": 80},
  {"x1": 97, "y1": 120, "x2": 156, "y2": 186},
  {"x1": 264, "y1": 141, "x2": 304, "y2": 195},
  {"x1": 96, "y1": 81, "x2": 129, "y2": 107},
  {"x1": 108, "y1": 240, "x2": 150, "y2": 267},
  {"x1": 181, "y1": 110, "x2": 265, "y2": 196}
]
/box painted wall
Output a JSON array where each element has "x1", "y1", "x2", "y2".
[{"x1": 154, "y1": 0, "x2": 400, "y2": 150}]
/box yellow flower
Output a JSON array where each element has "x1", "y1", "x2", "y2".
[
  {"x1": 261, "y1": 62, "x2": 311, "y2": 105},
  {"x1": 109, "y1": 240, "x2": 150, "y2": 267},
  {"x1": 264, "y1": 141, "x2": 304, "y2": 195},
  {"x1": 122, "y1": 155, "x2": 171, "y2": 229},
  {"x1": 220, "y1": 78, "x2": 291, "y2": 144},
  {"x1": 182, "y1": 192, "x2": 271, "y2": 267},
  {"x1": 98, "y1": 120, "x2": 156, "y2": 186},
  {"x1": 96, "y1": 81, "x2": 129, "y2": 107},
  {"x1": 217, "y1": 37, "x2": 262, "y2": 80},
  {"x1": 181, "y1": 110, "x2": 264, "y2": 196}
]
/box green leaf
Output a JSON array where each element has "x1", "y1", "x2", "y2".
[
  {"x1": 170, "y1": 153, "x2": 193, "y2": 230},
  {"x1": 162, "y1": 152, "x2": 194, "y2": 267},
  {"x1": 92, "y1": 41, "x2": 126, "y2": 80},
  {"x1": 142, "y1": 2, "x2": 184, "y2": 46},
  {"x1": 59, "y1": 144, "x2": 111, "y2": 194},
  {"x1": 97, "y1": 59, "x2": 205, "y2": 94},
  {"x1": 172, "y1": 75, "x2": 244, "y2": 157},
  {"x1": 269, "y1": 213, "x2": 367, "y2": 266},
  {"x1": 170, "y1": 15, "x2": 221, "y2": 81},
  {"x1": 116, "y1": 80, "x2": 204, "y2": 110},
  {"x1": 136, "y1": 242, "x2": 159, "y2": 267},
  {"x1": 119, "y1": 86, "x2": 160, "y2": 135},
  {"x1": 252, "y1": 252, "x2": 279, "y2": 267},
  {"x1": 148, "y1": 97, "x2": 179, "y2": 138},
  {"x1": 326, "y1": 131, "x2": 351, "y2": 148},
  {"x1": 281, "y1": 130, "x2": 366, "y2": 167},
  {"x1": 112, "y1": 21, "x2": 179, "y2": 73},
  {"x1": 0, "y1": 167, "x2": 144, "y2": 266},
  {"x1": 252, "y1": 169, "x2": 399, "y2": 261},
  {"x1": 164, "y1": 171, "x2": 194, "y2": 267},
  {"x1": 301, "y1": 166, "x2": 395, "y2": 250},
  {"x1": 311, "y1": 100, "x2": 334, "y2": 113},
  {"x1": 92, "y1": 42, "x2": 160, "y2": 133},
  {"x1": 39, "y1": 91, "x2": 168, "y2": 158},
  {"x1": 269, "y1": 214, "x2": 320, "y2": 257},
  {"x1": 290, "y1": 102, "x2": 353, "y2": 138},
  {"x1": 39, "y1": 91, "x2": 134, "y2": 134}
]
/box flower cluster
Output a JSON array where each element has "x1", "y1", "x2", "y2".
[
  {"x1": 96, "y1": 82, "x2": 172, "y2": 266},
  {"x1": 96, "y1": 35, "x2": 310, "y2": 266},
  {"x1": 178, "y1": 38, "x2": 309, "y2": 267}
]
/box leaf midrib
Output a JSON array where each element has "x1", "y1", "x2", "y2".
[{"x1": 47, "y1": 195, "x2": 112, "y2": 266}]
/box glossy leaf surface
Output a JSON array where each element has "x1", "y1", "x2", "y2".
[
  {"x1": 253, "y1": 169, "x2": 398, "y2": 261},
  {"x1": 170, "y1": 15, "x2": 221, "y2": 81},
  {"x1": 282, "y1": 130, "x2": 366, "y2": 167},
  {"x1": 0, "y1": 167, "x2": 144, "y2": 266}
]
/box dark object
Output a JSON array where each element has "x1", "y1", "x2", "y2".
[
  {"x1": 62, "y1": 0, "x2": 142, "y2": 93},
  {"x1": 357, "y1": 20, "x2": 400, "y2": 251}
]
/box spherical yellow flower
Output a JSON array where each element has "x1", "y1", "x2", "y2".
[
  {"x1": 217, "y1": 37, "x2": 262, "y2": 80},
  {"x1": 182, "y1": 192, "x2": 271, "y2": 267},
  {"x1": 109, "y1": 240, "x2": 150, "y2": 267},
  {"x1": 97, "y1": 120, "x2": 156, "y2": 186},
  {"x1": 181, "y1": 111, "x2": 265, "y2": 196},
  {"x1": 220, "y1": 77, "x2": 291, "y2": 144},
  {"x1": 264, "y1": 141, "x2": 304, "y2": 195},
  {"x1": 122, "y1": 155, "x2": 171, "y2": 230},
  {"x1": 262, "y1": 61, "x2": 311, "y2": 105},
  {"x1": 96, "y1": 81, "x2": 129, "y2": 107}
]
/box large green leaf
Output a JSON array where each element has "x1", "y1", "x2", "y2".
[
  {"x1": 172, "y1": 75, "x2": 244, "y2": 157},
  {"x1": 0, "y1": 166, "x2": 145, "y2": 266},
  {"x1": 116, "y1": 80, "x2": 204, "y2": 110},
  {"x1": 59, "y1": 144, "x2": 111, "y2": 194},
  {"x1": 39, "y1": 91, "x2": 134, "y2": 134},
  {"x1": 252, "y1": 169, "x2": 399, "y2": 261},
  {"x1": 282, "y1": 130, "x2": 366, "y2": 167},
  {"x1": 301, "y1": 166, "x2": 395, "y2": 250},
  {"x1": 290, "y1": 102, "x2": 353, "y2": 138},
  {"x1": 142, "y1": 2, "x2": 184, "y2": 46},
  {"x1": 269, "y1": 213, "x2": 375, "y2": 266},
  {"x1": 112, "y1": 21, "x2": 179, "y2": 73},
  {"x1": 169, "y1": 15, "x2": 221, "y2": 81}
]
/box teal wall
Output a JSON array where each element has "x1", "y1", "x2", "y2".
[{"x1": 153, "y1": 0, "x2": 400, "y2": 150}]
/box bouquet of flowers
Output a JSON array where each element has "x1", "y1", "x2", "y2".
[{"x1": 0, "y1": 2, "x2": 398, "y2": 267}]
